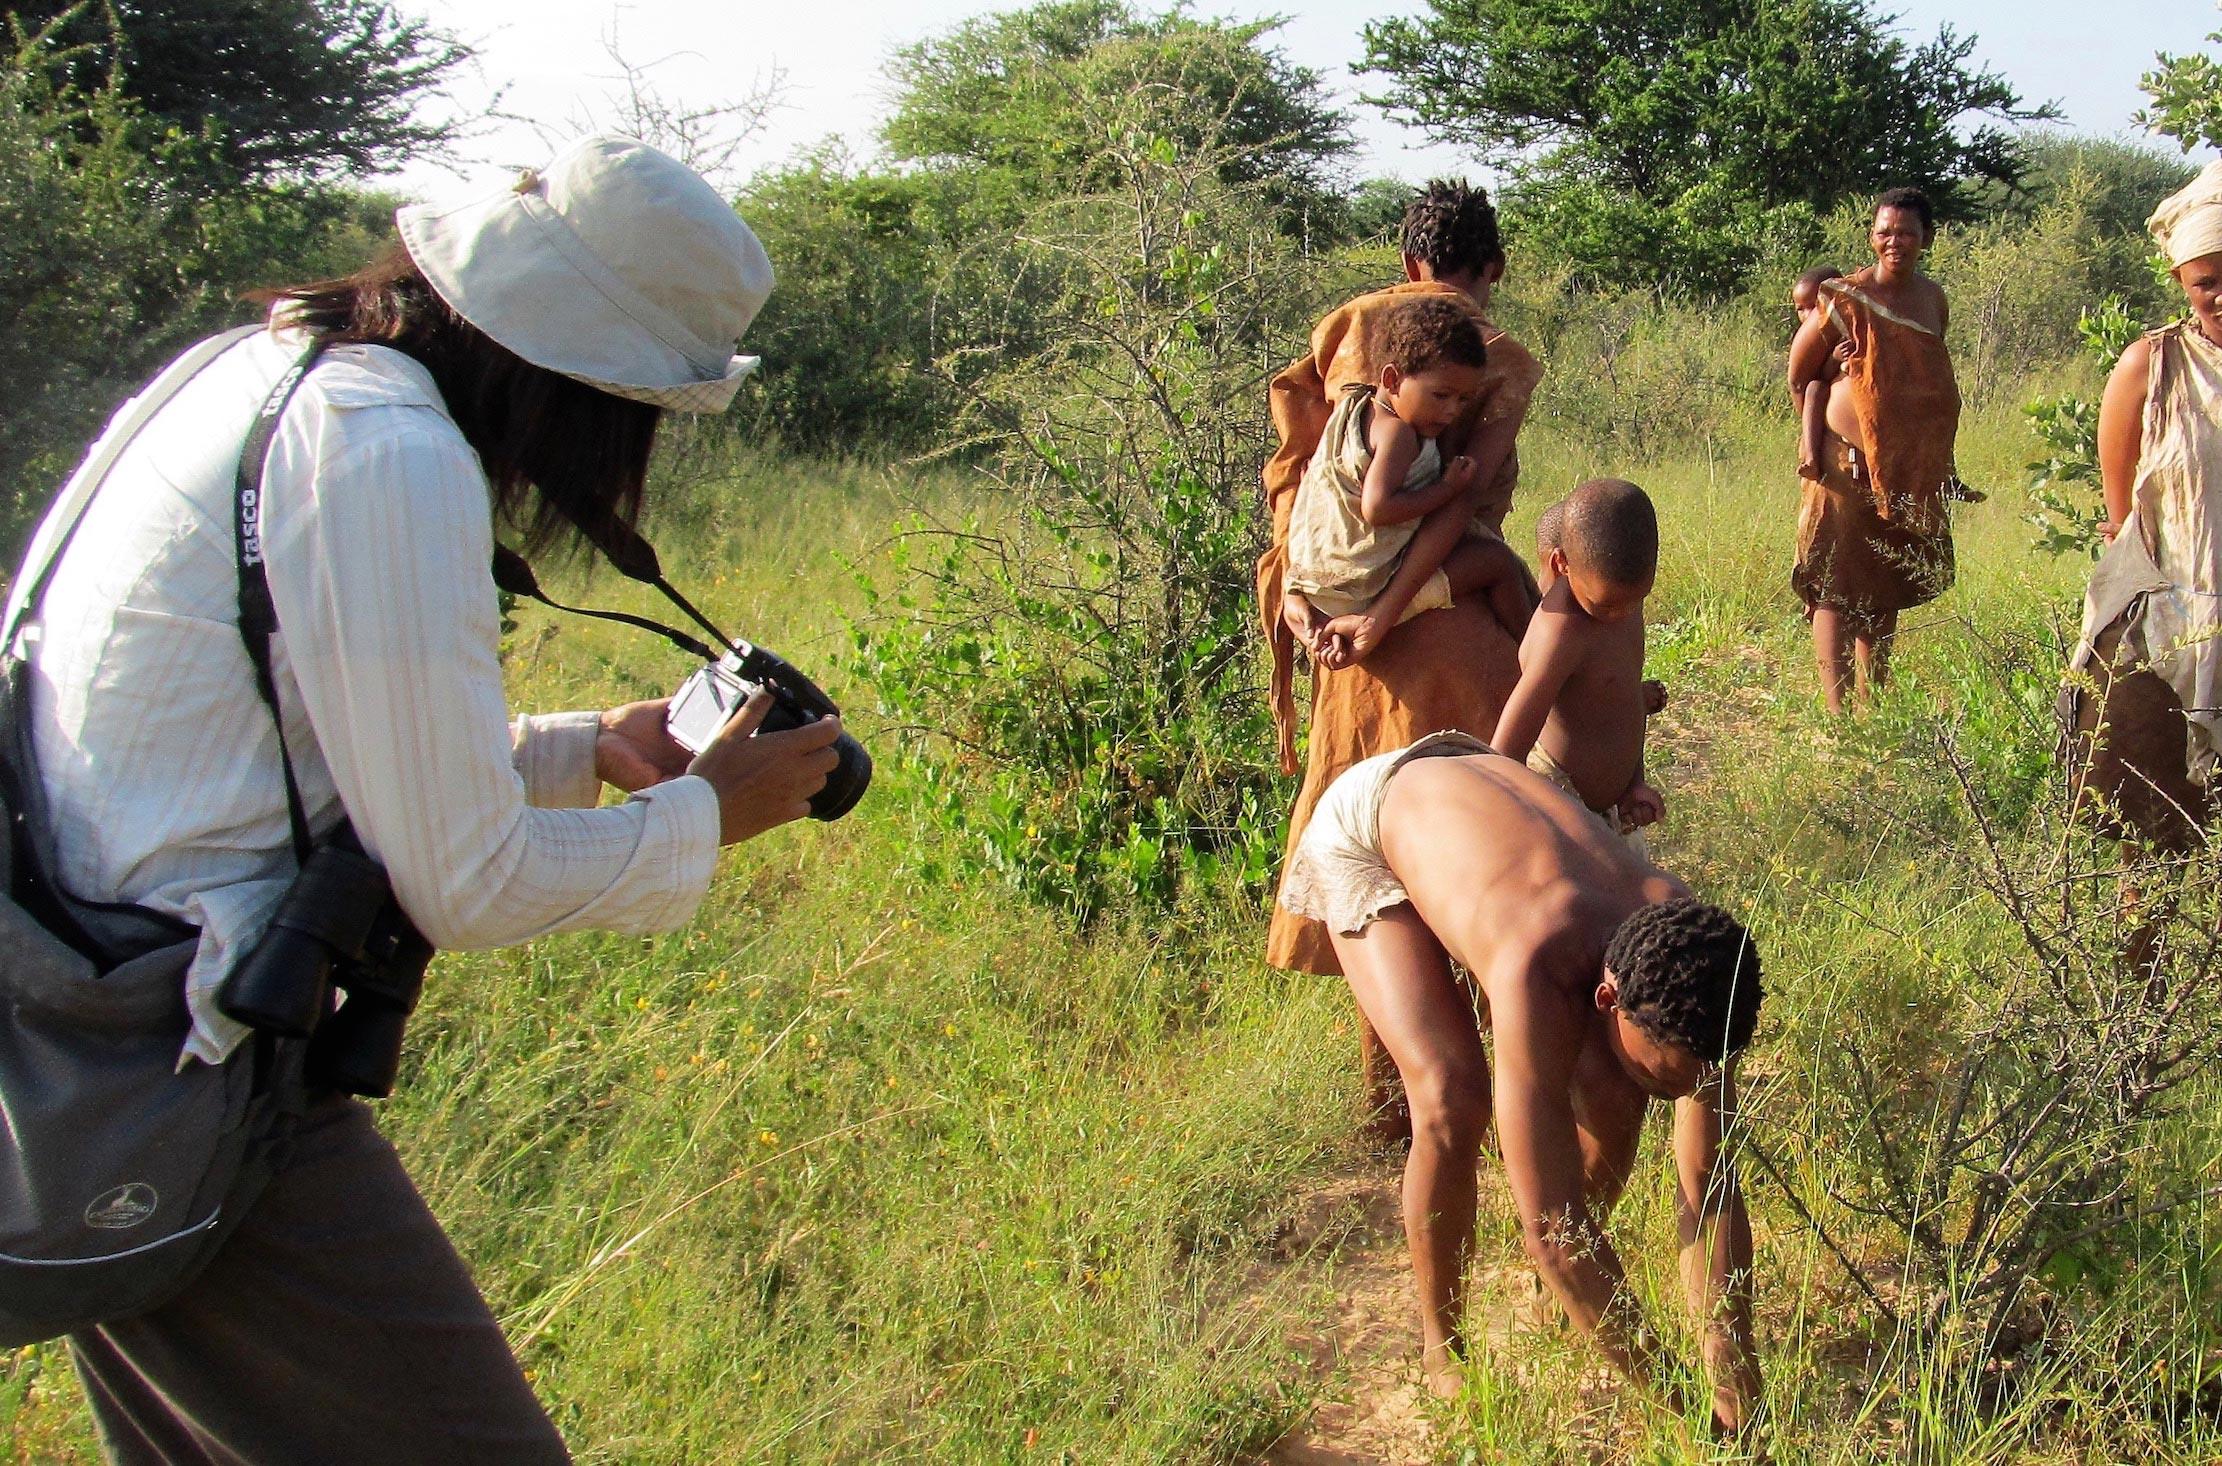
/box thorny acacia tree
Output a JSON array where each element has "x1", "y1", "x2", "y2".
[{"x1": 11, "y1": 0, "x2": 467, "y2": 180}]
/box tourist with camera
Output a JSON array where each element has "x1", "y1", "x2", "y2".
[{"x1": 2, "y1": 138, "x2": 838, "y2": 1462}]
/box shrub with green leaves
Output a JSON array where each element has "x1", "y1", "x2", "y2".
[
  {"x1": 844, "y1": 121, "x2": 1335, "y2": 920},
  {"x1": 0, "y1": 11, "x2": 412, "y2": 554}
]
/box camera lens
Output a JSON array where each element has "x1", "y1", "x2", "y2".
[{"x1": 810, "y1": 733, "x2": 872, "y2": 821}]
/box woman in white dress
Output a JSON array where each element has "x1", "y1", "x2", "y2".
[{"x1": 2069, "y1": 160, "x2": 2222, "y2": 851}]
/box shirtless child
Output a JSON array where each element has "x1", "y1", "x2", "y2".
[
  {"x1": 1277, "y1": 732, "x2": 1764, "y2": 1423},
  {"x1": 1282, "y1": 296, "x2": 1532, "y2": 670},
  {"x1": 1493, "y1": 479, "x2": 1665, "y2": 844},
  {"x1": 1792, "y1": 266, "x2": 1850, "y2": 484}
]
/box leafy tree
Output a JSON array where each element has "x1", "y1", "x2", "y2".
[
  {"x1": 734, "y1": 1, "x2": 1359, "y2": 454},
  {"x1": 0, "y1": 13, "x2": 384, "y2": 547},
  {"x1": 1983, "y1": 136, "x2": 2195, "y2": 242},
  {"x1": 2140, "y1": 6, "x2": 2222, "y2": 152},
  {"x1": 883, "y1": 0, "x2": 1352, "y2": 227},
  {"x1": 735, "y1": 151, "x2": 981, "y2": 453},
  {"x1": 1361, "y1": 0, "x2": 2050, "y2": 290},
  {"x1": 9, "y1": 0, "x2": 467, "y2": 179}
]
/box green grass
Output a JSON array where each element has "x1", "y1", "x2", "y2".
[{"x1": 8, "y1": 402, "x2": 2220, "y2": 1462}]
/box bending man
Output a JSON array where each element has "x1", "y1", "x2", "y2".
[{"x1": 1278, "y1": 732, "x2": 1763, "y2": 1428}]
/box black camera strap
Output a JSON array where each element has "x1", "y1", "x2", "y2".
[
  {"x1": 234, "y1": 339, "x2": 332, "y2": 868},
  {"x1": 487, "y1": 547, "x2": 718, "y2": 661}
]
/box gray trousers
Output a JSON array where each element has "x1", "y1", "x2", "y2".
[{"x1": 69, "y1": 1092, "x2": 569, "y2": 1465}]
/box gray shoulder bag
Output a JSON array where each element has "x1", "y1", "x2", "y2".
[{"x1": 0, "y1": 328, "x2": 317, "y2": 1345}]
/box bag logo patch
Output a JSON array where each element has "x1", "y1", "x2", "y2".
[{"x1": 84, "y1": 1184, "x2": 159, "y2": 1231}]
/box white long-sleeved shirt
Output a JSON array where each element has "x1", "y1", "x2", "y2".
[{"x1": 20, "y1": 323, "x2": 720, "y2": 1065}]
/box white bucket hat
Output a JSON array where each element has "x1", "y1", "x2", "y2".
[{"x1": 396, "y1": 136, "x2": 773, "y2": 413}]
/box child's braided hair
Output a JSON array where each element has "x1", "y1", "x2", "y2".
[{"x1": 1603, "y1": 899, "x2": 1764, "y2": 1060}]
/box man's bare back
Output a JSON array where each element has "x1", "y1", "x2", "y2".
[
  {"x1": 1321, "y1": 747, "x2": 1761, "y2": 1428},
  {"x1": 1384, "y1": 750, "x2": 1674, "y2": 994}
]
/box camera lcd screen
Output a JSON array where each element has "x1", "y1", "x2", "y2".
[{"x1": 666, "y1": 664, "x2": 745, "y2": 754}]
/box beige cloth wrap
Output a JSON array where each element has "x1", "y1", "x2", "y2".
[
  {"x1": 2071, "y1": 320, "x2": 2222, "y2": 782},
  {"x1": 1277, "y1": 731, "x2": 1494, "y2": 936},
  {"x1": 2149, "y1": 158, "x2": 2222, "y2": 271},
  {"x1": 1523, "y1": 745, "x2": 1651, "y2": 858},
  {"x1": 1285, "y1": 383, "x2": 1450, "y2": 617}
]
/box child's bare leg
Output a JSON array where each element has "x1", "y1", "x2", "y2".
[
  {"x1": 1328, "y1": 492, "x2": 1478, "y2": 661},
  {"x1": 1440, "y1": 534, "x2": 1535, "y2": 640},
  {"x1": 1799, "y1": 380, "x2": 1831, "y2": 482}
]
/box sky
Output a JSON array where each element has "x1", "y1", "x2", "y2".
[{"x1": 387, "y1": 0, "x2": 2220, "y2": 199}]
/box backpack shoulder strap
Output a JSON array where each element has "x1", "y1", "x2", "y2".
[{"x1": 4, "y1": 325, "x2": 263, "y2": 656}]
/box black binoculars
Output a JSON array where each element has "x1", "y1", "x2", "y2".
[{"x1": 216, "y1": 838, "x2": 433, "y2": 1099}]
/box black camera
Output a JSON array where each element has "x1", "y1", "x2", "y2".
[
  {"x1": 216, "y1": 837, "x2": 433, "y2": 1098},
  {"x1": 665, "y1": 643, "x2": 872, "y2": 821}
]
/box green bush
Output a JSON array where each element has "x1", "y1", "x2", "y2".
[
  {"x1": 0, "y1": 13, "x2": 397, "y2": 554},
  {"x1": 844, "y1": 125, "x2": 1322, "y2": 921}
]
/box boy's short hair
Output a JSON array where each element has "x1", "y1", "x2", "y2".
[
  {"x1": 1535, "y1": 498, "x2": 1567, "y2": 561},
  {"x1": 1874, "y1": 186, "x2": 1935, "y2": 233},
  {"x1": 1604, "y1": 899, "x2": 1764, "y2": 1060},
  {"x1": 1401, "y1": 179, "x2": 1506, "y2": 279},
  {"x1": 1560, "y1": 478, "x2": 1658, "y2": 587},
  {"x1": 1794, "y1": 265, "x2": 1842, "y2": 295},
  {"x1": 1381, "y1": 295, "x2": 1488, "y2": 376}
]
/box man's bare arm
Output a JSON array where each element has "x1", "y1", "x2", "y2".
[
  {"x1": 1490, "y1": 964, "x2": 1661, "y2": 1385},
  {"x1": 1675, "y1": 1070, "x2": 1760, "y2": 1434},
  {"x1": 1490, "y1": 611, "x2": 1581, "y2": 764}
]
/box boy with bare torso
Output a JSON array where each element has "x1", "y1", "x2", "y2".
[{"x1": 1492, "y1": 479, "x2": 1664, "y2": 841}]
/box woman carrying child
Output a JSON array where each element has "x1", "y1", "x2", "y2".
[
  {"x1": 1281, "y1": 296, "x2": 1531, "y2": 672},
  {"x1": 1786, "y1": 186, "x2": 1959, "y2": 713}
]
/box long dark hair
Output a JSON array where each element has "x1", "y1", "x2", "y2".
[{"x1": 253, "y1": 244, "x2": 662, "y2": 556}]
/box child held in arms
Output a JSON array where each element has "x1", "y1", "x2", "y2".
[
  {"x1": 1491, "y1": 479, "x2": 1665, "y2": 848},
  {"x1": 1792, "y1": 265, "x2": 1851, "y2": 484},
  {"x1": 1282, "y1": 295, "x2": 1533, "y2": 670}
]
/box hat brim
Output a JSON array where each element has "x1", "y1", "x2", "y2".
[
  {"x1": 577, "y1": 356, "x2": 760, "y2": 412},
  {"x1": 398, "y1": 193, "x2": 756, "y2": 415}
]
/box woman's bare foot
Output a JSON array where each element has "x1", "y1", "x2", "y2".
[
  {"x1": 1322, "y1": 611, "x2": 1390, "y2": 663},
  {"x1": 1422, "y1": 1342, "x2": 1466, "y2": 1399},
  {"x1": 1796, "y1": 452, "x2": 1825, "y2": 483}
]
